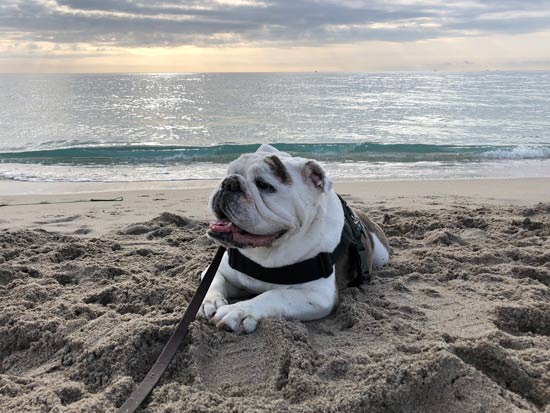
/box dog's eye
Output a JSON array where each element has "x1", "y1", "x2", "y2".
[{"x1": 255, "y1": 178, "x2": 276, "y2": 193}]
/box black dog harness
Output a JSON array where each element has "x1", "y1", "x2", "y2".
[{"x1": 228, "y1": 195, "x2": 370, "y2": 286}]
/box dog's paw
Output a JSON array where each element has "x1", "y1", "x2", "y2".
[
  {"x1": 198, "y1": 296, "x2": 228, "y2": 320},
  {"x1": 210, "y1": 303, "x2": 259, "y2": 333}
]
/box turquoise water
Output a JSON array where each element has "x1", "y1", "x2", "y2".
[
  {"x1": 1, "y1": 72, "x2": 549, "y2": 182},
  {"x1": 2, "y1": 143, "x2": 550, "y2": 164}
]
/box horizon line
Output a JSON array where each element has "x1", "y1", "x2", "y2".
[{"x1": 2, "y1": 68, "x2": 550, "y2": 76}]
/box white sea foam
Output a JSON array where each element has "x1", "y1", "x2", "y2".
[
  {"x1": 482, "y1": 145, "x2": 550, "y2": 160},
  {"x1": 2, "y1": 159, "x2": 550, "y2": 183}
]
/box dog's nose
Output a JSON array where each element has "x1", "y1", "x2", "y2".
[{"x1": 221, "y1": 176, "x2": 241, "y2": 192}]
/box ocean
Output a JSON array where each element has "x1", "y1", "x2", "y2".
[{"x1": 1, "y1": 72, "x2": 549, "y2": 183}]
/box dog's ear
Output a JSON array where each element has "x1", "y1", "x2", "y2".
[
  {"x1": 256, "y1": 144, "x2": 279, "y2": 154},
  {"x1": 302, "y1": 160, "x2": 332, "y2": 193}
]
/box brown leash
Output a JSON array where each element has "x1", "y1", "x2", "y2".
[{"x1": 117, "y1": 246, "x2": 226, "y2": 413}]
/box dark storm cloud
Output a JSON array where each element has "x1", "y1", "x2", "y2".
[{"x1": 1, "y1": 0, "x2": 549, "y2": 47}]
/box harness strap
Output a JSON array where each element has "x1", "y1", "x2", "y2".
[
  {"x1": 228, "y1": 249, "x2": 334, "y2": 284},
  {"x1": 117, "y1": 246, "x2": 226, "y2": 413},
  {"x1": 338, "y1": 195, "x2": 371, "y2": 286}
]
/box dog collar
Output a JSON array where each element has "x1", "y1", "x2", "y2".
[{"x1": 227, "y1": 195, "x2": 368, "y2": 285}]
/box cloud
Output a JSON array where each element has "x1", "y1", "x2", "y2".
[
  {"x1": 0, "y1": 0, "x2": 548, "y2": 50},
  {"x1": 1, "y1": 0, "x2": 550, "y2": 72}
]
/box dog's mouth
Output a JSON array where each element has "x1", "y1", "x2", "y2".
[{"x1": 208, "y1": 218, "x2": 285, "y2": 248}]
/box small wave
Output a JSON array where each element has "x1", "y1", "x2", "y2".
[
  {"x1": 1, "y1": 142, "x2": 550, "y2": 166},
  {"x1": 481, "y1": 145, "x2": 550, "y2": 160}
]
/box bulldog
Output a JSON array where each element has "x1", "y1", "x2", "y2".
[{"x1": 198, "y1": 144, "x2": 390, "y2": 333}]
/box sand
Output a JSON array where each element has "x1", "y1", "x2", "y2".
[{"x1": 1, "y1": 178, "x2": 549, "y2": 413}]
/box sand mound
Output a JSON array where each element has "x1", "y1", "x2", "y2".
[{"x1": 1, "y1": 204, "x2": 549, "y2": 412}]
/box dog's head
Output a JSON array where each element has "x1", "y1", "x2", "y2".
[{"x1": 207, "y1": 144, "x2": 332, "y2": 249}]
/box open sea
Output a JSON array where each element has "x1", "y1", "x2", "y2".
[{"x1": 1, "y1": 72, "x2": 550, "y2": 183}]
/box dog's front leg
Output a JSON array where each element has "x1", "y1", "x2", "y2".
[
  {"x1": 211, "y1": 279, "x2": 337, "y2": 333},
  {"x1": 198, "y1": 271, "x2": 248, "y2": 319},
  {"x1": 197, "y1": 271, "x2": 229, "y2": 319}
]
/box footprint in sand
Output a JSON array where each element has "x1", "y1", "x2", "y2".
[{"x1": 34, "y1": 215, "x2": 81, "y2": 225}]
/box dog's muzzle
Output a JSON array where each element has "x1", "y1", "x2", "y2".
[{"x1": 208, "y1": 176, "x2": 286, "y2": 248}]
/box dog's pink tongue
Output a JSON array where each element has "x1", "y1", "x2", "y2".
[{"x1": 209, "y1": 219, "x2": 232, "y2": 233}]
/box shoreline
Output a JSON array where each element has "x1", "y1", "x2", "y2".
[
  {"x1": 2, "y1": 175, "x2": 550, "y2": 195},
  {"x1": 1, "y1": 177, "x2": 550, "y2": 237}
]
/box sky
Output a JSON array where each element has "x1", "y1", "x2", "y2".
[{"x1": 1, "y1": 0, "x2": 550, "y2": 73}]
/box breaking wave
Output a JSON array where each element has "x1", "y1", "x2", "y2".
[{"x1": 1, "y1": 143, "x2": 550, "y2": 166}]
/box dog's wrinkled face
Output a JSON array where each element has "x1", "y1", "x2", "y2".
[{"x1": 207, "y1": 144, "x2": 332, "y2": 249}]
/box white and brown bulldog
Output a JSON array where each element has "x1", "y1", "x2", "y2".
[{"x1": 198, "y1": 144, "x2": 390, "y2": 333}]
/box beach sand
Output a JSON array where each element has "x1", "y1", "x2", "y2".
[{"x1": 1, "y1": 178, "x2": 549, "y2": 412}]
